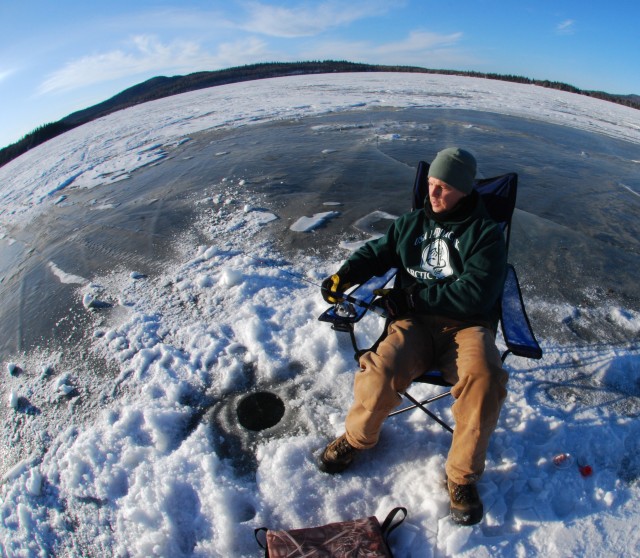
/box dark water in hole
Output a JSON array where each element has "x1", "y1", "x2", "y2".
[
  {"x1": 237, "y1": 391, "x2": 286, "y2": 431},
  {"x1": 0, "y1": 108, "x2": 639, "y2": 356}
]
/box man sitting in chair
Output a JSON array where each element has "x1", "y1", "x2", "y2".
[{"x1": 320, "y1": 147, "x2": 508, "y2": 526}]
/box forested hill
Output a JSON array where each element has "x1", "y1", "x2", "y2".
[{"x1": 2, "y1": 60, "x2": 639, "y2": 168}]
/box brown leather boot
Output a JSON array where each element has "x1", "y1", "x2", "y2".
[
  {"x1": 447, "y1": 479, "x2": 483, "y2": 525},
  {"x1": 319, "y1": 434, "x2": 360, "y2": 474}
]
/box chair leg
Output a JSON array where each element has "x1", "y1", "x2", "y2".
[
  {"x1": 388, "y1": 391, "x2": 451, "y2": 416},
  {"x1": 390, "y1": 391, "x2": 454, "y2": 434}
]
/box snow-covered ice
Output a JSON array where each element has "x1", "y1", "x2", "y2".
[{"x1": 0, "y1": 73, "x2": 639, "y2": 557}]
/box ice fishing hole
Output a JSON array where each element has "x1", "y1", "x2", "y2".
[{"x1": 236, "y1": 391, "x2": 285, "y2": 431}]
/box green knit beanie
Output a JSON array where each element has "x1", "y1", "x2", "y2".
[{"x1": 428, "y1": 147, "x2": 477, "y2": 194}]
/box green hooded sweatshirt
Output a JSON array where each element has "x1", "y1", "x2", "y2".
[{"x1": 339, "y1": 191, "x2": 507, "y2": 325}]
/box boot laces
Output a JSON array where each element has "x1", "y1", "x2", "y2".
[{"x1": 333, "y1": 436, "x2": 354, "y2": 457}]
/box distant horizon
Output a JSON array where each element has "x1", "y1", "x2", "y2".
[{"x1": 1, "y1": 1, "x2": 638, "y2": 149}]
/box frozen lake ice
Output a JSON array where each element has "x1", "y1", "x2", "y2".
[
  {"x1": 1, "y1": 108, "x2": 638, "y2": 357},
  {"x1": 1, "y1": 73, "x2": 639, "y2": 557}
]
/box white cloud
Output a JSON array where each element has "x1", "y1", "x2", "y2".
[
  {"x1": 37, "y1": 35, "x2": 270, "y2": 95},
  {"x1": 239, "y1": 0, "x2": 399, "y2": 38},
  {"x1": 0, "y1": 68, "x2": 15, "y2": 83},
  {"x1": 556, "y1": 19, "x2": 576, "y2": 35},
  {"x1": 301, "y1": 29, "x2": 465, "y2": 66},
  {"x1": 374, "y1": 30, "x2": 463, "y2": 55}
]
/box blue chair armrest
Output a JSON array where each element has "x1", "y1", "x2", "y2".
[{"x1": 318, "y1": 268, "x2": 397, "y2": 326}]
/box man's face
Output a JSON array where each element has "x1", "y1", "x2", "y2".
[{"x1": 428, "y1": 177, "x2": 466, "y2": 213}]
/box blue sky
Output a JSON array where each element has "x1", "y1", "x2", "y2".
[{"x1": 1, "y1": 0, "x2": 639, "y2": 149}]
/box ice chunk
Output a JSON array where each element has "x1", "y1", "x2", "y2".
[
  {"x1": 82, "y1": 293, "x2": 110, "y2": 309},
  {"x1": 27, "y1": 470, "x2": 43, "y2": 496},
  {"x1": 48, "y1": 262, "x2": 87, "y2": 285},
  {"x1": 219, "y1": 268, "x2": 243, "y2": 287},
  {"x1": 59, "y1": 384, "x2": 75, "y2": 396},
  {"x1": 83, "y1": 293, "x2": 96, "y2": 308},
  {"x1": 290, "y1": 211, "x2": 339, "y2": 232}
]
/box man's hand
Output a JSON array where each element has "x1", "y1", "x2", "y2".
[
  {"x1": 373, "y1": 287, "x2": 416, "y2": 318},
  {"x1": 321, "y1": 274, "x2": 352, "y2": 304}
]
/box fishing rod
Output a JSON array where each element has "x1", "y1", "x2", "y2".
[{"x1": 245, "y1": 254, "x2": 389, "y2": 318}]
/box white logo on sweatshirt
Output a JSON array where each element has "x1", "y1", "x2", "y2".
[{"x1": 420, "y1": 239, "x2": 454, "y2": 279}]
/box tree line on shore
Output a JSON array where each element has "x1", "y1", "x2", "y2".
[{"x1": 2, "y1": 60, "x2": 638, "y2": 168}]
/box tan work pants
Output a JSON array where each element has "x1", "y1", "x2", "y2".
[{"x1": 344, "y1": 316, "x2": 508, "y2": 485}]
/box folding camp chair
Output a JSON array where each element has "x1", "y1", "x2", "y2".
[{"x1": 319, "y1": 161, "x2": 542, "y2": 433}]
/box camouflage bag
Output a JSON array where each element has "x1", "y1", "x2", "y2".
[{"x1": 255, "y1": 507, "x2": 407, "y2": 557}]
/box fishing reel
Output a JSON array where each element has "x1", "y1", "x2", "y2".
[{"x1": 333, "y1": 300, "x2": 358, "y2": 319}]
